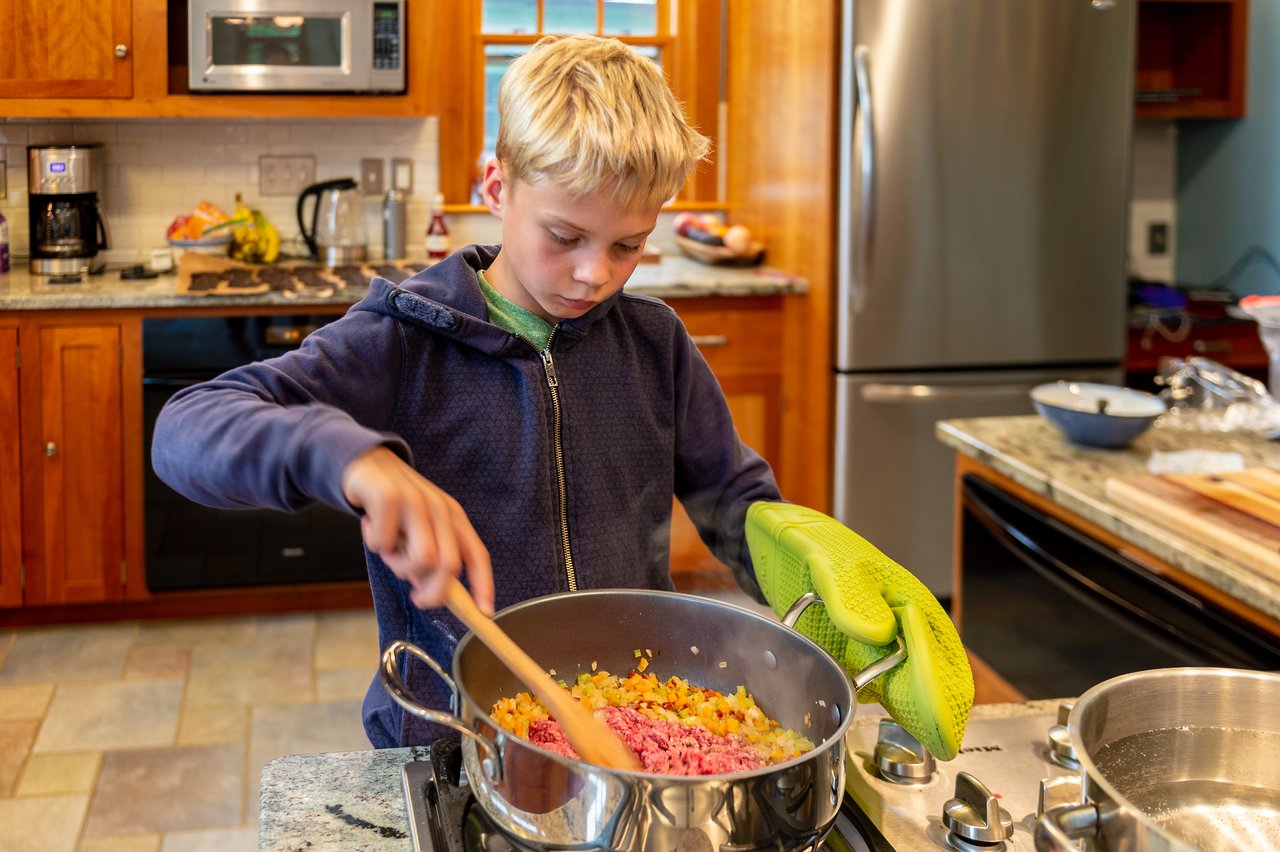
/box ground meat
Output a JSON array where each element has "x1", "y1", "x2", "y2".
[{"x1": 526, "y1": 705, "x2": 767, "y2": 775}]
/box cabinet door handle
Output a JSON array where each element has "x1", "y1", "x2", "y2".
[
  {"x1": 45, "y1": 442, "x2": 57, "y2": 458},
  {"x1": 690, "y1": 335, "x2": 728, "y2": 348},
  {"x1": 115, "y1": 44, "x2": 129, "y2": 59}
]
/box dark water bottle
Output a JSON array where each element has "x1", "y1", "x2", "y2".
[
  {"x1": 0, "y1": 210, "x2": 9, "y2": 273},
  {"x1": 383, "y1": 189, "x2": 406, "y2": 261}
]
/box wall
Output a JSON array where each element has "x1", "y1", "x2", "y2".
[
  {"x1": 0, "y1": 117, "x2": 499, "y2": 266},
  {"x1": 1129, "y1": 119, "x2": 1178, "y2": 284},
  {"x1": 1176, "y1": 0, "x2": 1280, "y2": 296}
]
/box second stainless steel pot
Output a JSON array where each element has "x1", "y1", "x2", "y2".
[
  {"x1": 381, "y1": 588, "x2": 903, "y2": 851},
  {"x1": 1036, "y1": 667, "x2": 1280, "y2": 852}
]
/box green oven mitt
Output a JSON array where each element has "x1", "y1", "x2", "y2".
[{"x1": 746, "y1": 501, "x2": 973, "y2": 760}]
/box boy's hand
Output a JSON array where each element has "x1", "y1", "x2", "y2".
[{"x1": 341, "y1": 447, "x2": 495, "y2": 615}]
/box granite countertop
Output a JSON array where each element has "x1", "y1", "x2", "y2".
[
  {"x1": 0, "y1": 253, "x2": 806, "y2": 311},
  {"x1": 257, "y1": 701, "x2": 1056, "y2": 851},
  {"x1": 937, "y1": 415, "x2": 1280, "y2": 621}
]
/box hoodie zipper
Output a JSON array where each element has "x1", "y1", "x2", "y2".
[{"x1": 537, "y1": 326, "x2": 578, "y2": 592}]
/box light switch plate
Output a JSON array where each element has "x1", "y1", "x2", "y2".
[
  {"x1": 392, "y1": 157, "x2": 414, "y2": 193},
  {"x1": 259, "y1": 155, "x2": 316, "y2": 196},
  {"x1": 361, "y1": 158, "x2": 385, "y2": 195}
]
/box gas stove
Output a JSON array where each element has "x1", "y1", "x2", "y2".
[{"x1": 401, "y1": 701, "x2": 1075, "y2": 852}]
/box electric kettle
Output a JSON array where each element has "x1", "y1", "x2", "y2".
[{"x1": 297, "y1": 178, "x2": 366, "y2": 265}]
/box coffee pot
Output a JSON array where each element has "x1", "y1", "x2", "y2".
[
  {"x1": 27, "y1": 144, "x2": 111, "y2": 276},
  {"x1": 296, "y1": 178, "x2": 366, "y2": 265}
]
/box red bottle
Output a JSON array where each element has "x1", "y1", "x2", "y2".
[{"x1": 426, "y1": 193, "x2": 450, "y2": 260}]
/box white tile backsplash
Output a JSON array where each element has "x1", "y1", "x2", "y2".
[
  {"x1": 0, "y1": 117, "x2": 441, "y2": 264},
  {"x1": 1128, "y1": 119, "x2": 1178, "y2": 283}
]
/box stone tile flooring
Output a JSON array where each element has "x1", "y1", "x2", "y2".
[{"x1": 0, "y1": 609, "x2": 378, "y2": 852}]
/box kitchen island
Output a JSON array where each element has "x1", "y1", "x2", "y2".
[
  {"x1": 938, "y1": 415, "x2": 1280, "y2": 629},
  {"x1": 257, "y1": 699, "x2": 1063, "y2": 851}
]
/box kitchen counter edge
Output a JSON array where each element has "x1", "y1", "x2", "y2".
[
  {"x1": 0, "y1": 256, "x2": 807, "y2": 311},
  {"x1": 937, "y1": 415, "x2": 1280, "y2": 622},
  {"x1": 257, "y1": 700, "x2": 1060, "y2": 852}
]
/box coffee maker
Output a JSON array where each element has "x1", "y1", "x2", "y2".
[{"x1": 27, "y1": 144, "x2": 110, "y2": 275}]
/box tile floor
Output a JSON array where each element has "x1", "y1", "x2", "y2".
[{"x1": 0, "y1": 609, "x2": 379, "y2": 852}]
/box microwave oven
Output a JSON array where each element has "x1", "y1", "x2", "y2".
[{"x1": 187, "y1": 0, "x2": 405, "y2": 93}]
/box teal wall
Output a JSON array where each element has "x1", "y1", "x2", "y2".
[{"x1": 1176, "y1": 0, "x2": 1280, "y2": 296}]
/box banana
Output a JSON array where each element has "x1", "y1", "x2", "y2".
[{"x1": 228, "y1": 194, "x2": 280, "y2": 263}]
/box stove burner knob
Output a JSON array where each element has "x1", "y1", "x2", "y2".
[
  {"x1": 1038, "y1": 775, "x2": 1083, "y2": 818},
  {"x1": 1047, "y1": 701, "x2": 1080, "y2": 770},
  {"x1": 873, "y1": 719, "x2": 936, "y2": 784},
  {"x1": 942, "y1": 771, "x2": 1013, "y2": 852}
]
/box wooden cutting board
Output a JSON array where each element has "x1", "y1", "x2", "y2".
[{"x1": 1104, "y1": 468, "x2": 1280, "y2": 580}]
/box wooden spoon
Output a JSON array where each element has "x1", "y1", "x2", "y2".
[{"x1": 443, "y1": 578, "x2": 642, "y2": 772}]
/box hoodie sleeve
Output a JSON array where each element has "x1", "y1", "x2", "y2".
[
  {"x1": 150, "y1": 309, "x2": 410, "y2": 514},
  {"x1": 670, "y1": 322, "x2": 782, "y2": 602}
]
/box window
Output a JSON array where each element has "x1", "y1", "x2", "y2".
[{"x1": 436, "y1": 0, "x2": 723, "y2": 207}]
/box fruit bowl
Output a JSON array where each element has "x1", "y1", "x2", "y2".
[
  {"x1": 1030, "y1": 381, "x2": 1166, "y2": 448},
  {"x1": 675, "y1": 235, "x2": 765, "y2": 266},
  {"x1": 167, "y1": 234, "x2": 233, "y2": 255}
]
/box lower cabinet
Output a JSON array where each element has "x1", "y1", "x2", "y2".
[
  {"x1": 667, "y1": 296, "x2": 784, "y2": 588},
  {"x1": 4, "y1": 317, "x2": 136, "y2": 606},
  {"x1": 0, "y1": 326, "x2": 21, "y2": 607}
]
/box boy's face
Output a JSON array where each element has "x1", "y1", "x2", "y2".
[{"x1": 480, "y1": 159, "x2": 660, "y2": 324}]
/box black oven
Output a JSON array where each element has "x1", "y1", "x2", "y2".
[
  {"x1": 142, "y1": 315, "x2": 367, "y2": 592},
  {"x1": 959, "y1": 474, "x2": 1280, "y2": 699}
]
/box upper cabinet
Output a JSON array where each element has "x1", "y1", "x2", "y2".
[
  {"x1": 0, "y1": 0, "x2": 134, "y2": 98},
  {"x1": 1135, "y1": 0, "x2": 1248, "y2": 119},
  {"x1": 0, "y1": 0, "x2": 438, "y2": 118}
]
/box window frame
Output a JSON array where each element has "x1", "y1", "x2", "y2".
[{"x1": 436, "y1": 0, "x2": 724, "y2": 209}]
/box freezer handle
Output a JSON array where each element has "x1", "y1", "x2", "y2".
[
  {"x1": 861, "y1": 381, "x2": 1037, "y2": 403},
  {"x1": 851, "y1": 44, "x2": 875, "y2": 312}
]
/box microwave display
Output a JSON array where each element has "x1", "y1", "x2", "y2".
[{"x1": 188, "y1": 0, "x2": 404, "y2": 94}]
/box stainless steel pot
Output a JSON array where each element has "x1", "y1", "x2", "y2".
[
  {"x1": 1036, "y1": 667, "x2": 1280, "y2": 852},
  {"x1": 380, "y1": 589, "x2": 904, "y2": 851}
]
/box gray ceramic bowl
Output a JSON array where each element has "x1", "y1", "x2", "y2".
[{"x1": 1030, "y1": 381, "x2": 1166, "y2": 448}]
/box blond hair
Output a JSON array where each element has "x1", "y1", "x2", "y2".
[{"x1": 496, "y1": 34, "x2": 710, "y2": 209}]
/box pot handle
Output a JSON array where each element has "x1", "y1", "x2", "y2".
[
  {"x1": 780, "y1": 591, "x2": 908, "y2": 691},
  {"x1": 380, "y1": 639, "x2": 502, "y2": 764},
  {"x1": 1034, "y1": 802, "x2": 1098, "y2": 851}
]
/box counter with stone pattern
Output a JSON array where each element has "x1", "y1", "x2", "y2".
[
  {"x1": 0, "y1": 253, "x2": 806, "y2": 311},
  {"x1": 256, "y1": 701, "x2": 1064, "y2": 851},
  {"x1": 937, "y1": 415, "x2": 1280, "y2": 622}
]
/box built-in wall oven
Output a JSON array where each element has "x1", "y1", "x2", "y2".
[
  {"x1": 959, "y1": 474, "x2": 1280, "y2": 699},
  {"x1": 142, "y1": 315, "x2": 366, "y2": 592}
]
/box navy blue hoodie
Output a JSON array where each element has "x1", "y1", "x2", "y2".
[{"x1": 152, "y1": 244, "x2": 781, "y2": 746}]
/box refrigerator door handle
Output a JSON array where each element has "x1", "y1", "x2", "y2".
[
  {"x1": 861, "y1": 381, "x2": 1038, "y2": 403},
  {"x1": 851, "y1": 44, "x2": 875, "y2": 313}
]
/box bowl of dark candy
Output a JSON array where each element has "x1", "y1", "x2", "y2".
[{"x1": 1030, "y1": 381, "x2": 1166, "y2": 448}]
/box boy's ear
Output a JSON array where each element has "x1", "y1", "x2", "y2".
[{"x1": 479, "y1": 158, "x2": 506, "y2": 216}]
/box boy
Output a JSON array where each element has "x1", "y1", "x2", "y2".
[{"x1": 154, "y1": 34, "x2": 971, "y2": 758}]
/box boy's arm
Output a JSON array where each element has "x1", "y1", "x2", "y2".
[
  {"x1": 670, "y1": 327, "x2": 781, "y2": 596},
  {"x1": 151, "y1": 310, "x2": 407, "y2": 514}
]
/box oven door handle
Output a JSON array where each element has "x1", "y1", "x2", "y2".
[
  {"x1": 143, "y1": 375, "x2": 215, "y2": 388},
  {"x1": 961, "y1": 478, "x2": 1253, "y2": 666}
]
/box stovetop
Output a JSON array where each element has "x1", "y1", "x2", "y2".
[{"x1": 403, "y1": 706, "x2": 1076, "y2": 852}]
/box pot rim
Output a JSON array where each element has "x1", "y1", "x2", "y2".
[
  {"x1": 453, "y1": 587, "x2": 859, "y2": 780},
  {"x1": 1067, "y1": 666, "x2": 1280, "y2": 843}
]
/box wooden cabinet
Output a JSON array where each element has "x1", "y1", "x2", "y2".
[
  {"x1": 667, "y1": 296, "x2": 784, "y2": 589},
  {"x1": 0, "y1": 325, "x2": 21, "y2": 607},
  {"x1": 4, "y1": 316, "x2": 140, "y2": 606},
  {"x1": 1125, "y1": 313, "x2": 1267, "y2": 390},
  {"x1": 1136, "y1": 0, "x2": 1248, "y2": 119},
  {"x1": 0, "y1": 0, "x2": 436, "y2": 118},
  {"x1": 0, "y1": 0, "x2": 133, "y2": 98}
]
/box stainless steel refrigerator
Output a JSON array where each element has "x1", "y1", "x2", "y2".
[{"x1": 833, "y1": 0, "x2": 1135, "y2": 596}]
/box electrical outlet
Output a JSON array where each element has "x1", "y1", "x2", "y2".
[
  {"x1": 361, "y1": 158, "x2": 385, "y2": 195},
  {"x1": 259, "y1": 155, "x2": 317, "y2": 196},
  {"x1": 1147, "y1": 221, "x2": 1169, "y2": 256},
  {"x1": 0, "y1": 159, "x2": 6, "y2": 199}
]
